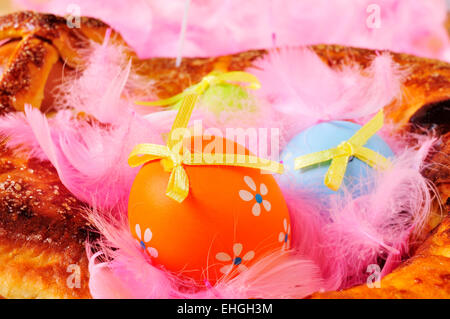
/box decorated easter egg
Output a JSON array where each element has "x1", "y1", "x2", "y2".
[
  {"x1": 128, "y1": 136, "x2": 290, "y2": 284},
  {"x1": 173, "y1": 83, "x2": 255, "y2": 115},
  {"x1": 280, "y1": 121, "x2": 394, "y2": 204}
]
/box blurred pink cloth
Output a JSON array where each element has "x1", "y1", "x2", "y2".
[{"x1": 15, "y1": 0, "x2": 450, "y2": 60}]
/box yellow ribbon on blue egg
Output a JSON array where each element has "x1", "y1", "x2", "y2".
[
  {"x1": 129, "y1": 71, "x2": 282, "y2": 203},
  {"x1": 294, "y1": 110, "x2": 392, "y2": 191}
]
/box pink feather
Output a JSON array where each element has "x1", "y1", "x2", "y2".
[
  {"x1": 278, "y1": 137, "x2": 435, "y2": 290},
  {"x1": 86, "y1": 208, "x2": 176, "y2": 299},
  {"x1": 0, "y1": 38, "x2": 170, "y2": 210},
  {"x1": 0, "y1": 37, "x2": 167, "y2": 209},
  {"x1": 247, "y1": 47, "x2": 404, "y2": 142},
  {"x1": 53, "y1": 33, "x2": 154, "y2": 123},
  {"x1": 85, "y1": 205, "x2": 326, "y2": 299}
]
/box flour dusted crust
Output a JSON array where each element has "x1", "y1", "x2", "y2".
[
  {"x1": 0, "y1": 11, "x2": 448, "y2": 298},
  {"x1": 0, "y1": 143, "x2": 92, "y2": 298}
]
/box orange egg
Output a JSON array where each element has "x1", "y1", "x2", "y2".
[{"x1": 128, "y1": 136, "x2": 291, "y2": 284}]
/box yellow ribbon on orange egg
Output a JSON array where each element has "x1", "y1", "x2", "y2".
[
  {"x1": 128, "y1": 71, "x2": 282, "y2": 203},
  {"x1": 294, "y1": 110, "x2": 392, "y2": 191}
]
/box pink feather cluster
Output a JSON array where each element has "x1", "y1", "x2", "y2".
[
  {"x1": 255, "y1": 48, "x2": 435, "y2": 289},
  {"x1": 248, "y1": 48, "x2": 405, "y2": 143},
  {"x1": 86, "y1": 208, "x2": 327, "y2": 298},
  {"x1": 0, "y1": 36, "x2": 438, "y2": 297},
  {"x1": 0, "y1": 37, "x2": 169, "y2": 210},
  {"x1": 15, "y1": 0, "x2": 450, "y2": 61}
]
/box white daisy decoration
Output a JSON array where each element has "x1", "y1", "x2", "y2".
[
  {"x1": 215, "y1": 243, "x2": 255, "y2": 274},
  {"x1": 278, "y1": 218, "x2": 291, "y2": 250},
  {"x1": 135, "y1": 224, "x2": 159, "y2": 258},
  {"x1": 239, "y1": 176, "x2": 271, "y2": 216}
]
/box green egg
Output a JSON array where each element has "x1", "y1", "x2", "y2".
[{"x1": 171, "y1": 84, "x2": 255, "y2": 115}]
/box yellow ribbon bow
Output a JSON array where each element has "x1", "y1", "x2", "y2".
[
  {"x1": 294, "y1": 110, "x2": 392, "y2": 192},
  {"x1": 129, "y1": 72, "x2": 282, "y2": 203},
  {"x1": 135, "y1": 71, "x2": 261, "y2": 107}
]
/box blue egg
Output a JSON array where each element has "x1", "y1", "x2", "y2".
[{"x1": 279, "y1": 121, "x2": 394, "y2": 205}]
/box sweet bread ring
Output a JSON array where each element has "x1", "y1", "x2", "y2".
[{"x1": 0, "y1": 11, "x2": 448, "y2": 299}]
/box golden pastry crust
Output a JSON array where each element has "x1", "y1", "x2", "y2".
[
  {"x1": 422, "y1": 132, "x2": 450, "y2": 209},
  {"x1": 0, "y1": 11, "x2": 120, "y2": 112},
  {"x1": 312, "y1": 215, "x2": 450, "y2": 299},
  {"x1": 0, "y1": 143, "x2": 92, "y2": 298},
  {"x1": 0, "y1": 35, "x2": 59, "y2": 113},
  {"x1": 0, "y1": 11, "x2": 448, "y2": 299},
  {"x1": 131, "y1": 44, "x2": 450, "y2": 135},
  {"x1": 0, "y1": 11, "x2": 110, "y2": 66}
]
